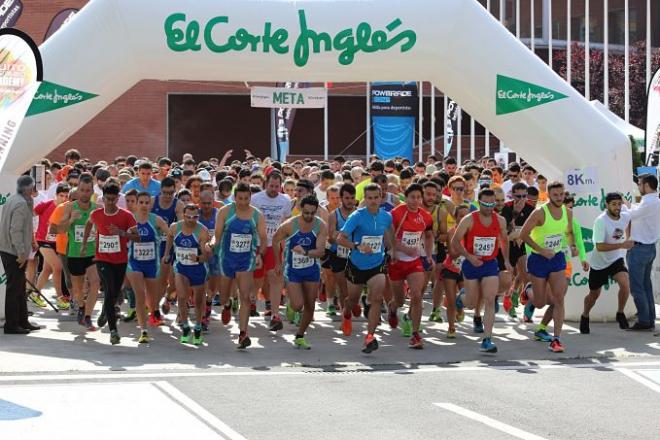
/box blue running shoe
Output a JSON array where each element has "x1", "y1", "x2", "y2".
[
  {"x1": 473, "y1": 316, "x2": 484, "y2": 333},
  {"x1": 534, "y1": 328, "x2": 553, "y2": 342},
  {"x1": 524, "y1": 302, "x2": 535, "y2": 323},
  {"x1": 456, "y1": 289, "x2": 465, "y2": 309},
  {"x1": 479, "y1": 337, "x2": 497, "y2": 353}
]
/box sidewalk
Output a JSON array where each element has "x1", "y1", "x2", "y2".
[{"x1": 2, "y1": 287, "x2": 659, "y2": 375}]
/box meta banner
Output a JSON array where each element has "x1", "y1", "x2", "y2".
[
  {"x1": 370, "y1": 82, "x2": 418, "y2": 116},
  {"x1": 251, "y1": 86, "x2": 326, "y2": 109}
]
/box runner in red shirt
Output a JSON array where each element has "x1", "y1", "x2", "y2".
[
  {"x1": 387, "y1": 183, "x2": 434, "y2": 349},
  {"x1": 81, "y1": 181, "x2": 139, "y2": 345},
  {"x1": 451, "y1": 188, "x2": 510, "y2": 353}
]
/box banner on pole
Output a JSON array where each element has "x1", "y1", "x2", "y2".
[
  {"x1": 444, "y1": 99, "x2": 458, "y2": 156},
  {"x1": 370, "y1": 82, "x2": 418, "y2": 116},
  {"x1": 251, "y1": 86, "x2": 326, "y2": 109},
  {"x1": 645, "y1": 67, "x2": 660, "y2": 164}
]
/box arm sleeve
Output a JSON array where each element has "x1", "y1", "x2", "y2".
[
  {"x1": 592, "y1": 217, "x2": 606, "y2": 244},
  {"x1": 627, "y1": 200, "x2": 651, "y2": 220},
  {"x1": 573, "y1": 219, "x2": 586, "y2": 262}
]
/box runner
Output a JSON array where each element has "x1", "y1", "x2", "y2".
[
  {"x1": 198, "y1": 190, "x2": 219, "y2": 330},
  {"x1": 126, "y1": 192, "x2": 170, "y2": 342},
  {"x1": 52, "y1": 174, "x2": 100, "y2": 331},
  {"x1": 442, "y1": 204, "x2": 471, "y2": 338},
  {"x1": 423, "y1": 181, "x2": 448, "y2": 323},
  {"x1": 387, "y1": 184, "x2": 434, "y2": 349},
  {"x1": 580, "y1": 192, "x2": 632, "y2": 333},
  {"x1": 327, "y1": 183, "x2": 357, "y2": 314},
  {"x1": 250, "y1": 171, "x2": 291, "y2": 331},
  {"x1": 272, "y1": 196, "x2": 328, "y2": 349},
  {"x1": 519, "y1": 181, "x2": 575, "y2": 353},
  {"x1": 214, "y1": 183, "x2": 267, "y2": 349},
  {"x1": 162, "y1": 203, "x2": 212, "y2": 346},
  {"x1": 451, "y1": 188, "x2": 510, "y2": 353},
  {"x1": 320, "y1": 185, "x2": 340, "y2": 315},
  {"x1": 336, "y1": 183, "x2": 394, "y2": 353},
  {"x1": 81, "y1": 181, "x2": 139, "y2": 345}
]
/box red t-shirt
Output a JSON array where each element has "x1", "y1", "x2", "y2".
[
  {"x1": 34, "y1": 200, "x2": 56, "y2": 242},
  {"x1": 391, "y1": 204, "x2": 433, "y2": 262},
  {"x1": 89, "y1": 208, "x2": 137, "y2": 264},
  {"x1": 465, "y1": 211, "x2": 500, "y2": 261}
]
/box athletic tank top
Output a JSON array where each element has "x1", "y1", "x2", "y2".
[
  {"x1": 380, "y1": 193, "x2": 396, "y2": 212},
  {"x1": 129, "y1": 213, "x2": 160, "y2": 264},
  {"x1": 217, "y1": 204, "x2": 259, "y2": 262},
  {"x1": 285, "y1": 217, "x2": 321, "y2": 275},
  {"x1": 67, "y1": 201, "x2": 97, "y2": 257},
  {"x1": 331, "y1": 208, "x2": 351, "y2": 259},
  {"x1": 152, "y1": 196, "x2": 178, "y2": 225},
  {"x1": 529, "y1": 204, "x2": 568, "y2": 254},
  {"x1": 465, "y1": 211, "x2": 500, "y2": 261},
  {"x1": 173, "y1": 222, "x2": 204, "y2": 268},
  {"x1": 199, "y1": 208, "x2": 218, "y2": 242}
]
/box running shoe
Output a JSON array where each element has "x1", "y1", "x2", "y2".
[
  {"x1": 212, "y1": 294, "x2": 221, "y2": 306},
  {"x1": 580, "y1": 315, "x2": 590, "y2": 334},
  {"x1": 201, "y1": 316, "x2": 209, "y2": 332},
  {"x1": 616, "y1": 312, "x2": 629, "y2": 330},
  {"x1": 77, "y1": 306, "x2": 85, "y2": 326},
  {"x1": 511, "y1": 288, "x2": 520, "y2": 308},
  {"x1": 250, "y1": 302, "x2": 259, "y2": 317},
  {"x1": 286, "y1": 303, "x2": 296, "y2": 323},
  {"x1": 341, "y1": 316, "x2": 352, "y2": 336},
  {"x1": 508, "y1": 306, "x2": 518, "y2": 319},
  {"x1": 180, "y1": 326, "x2": 191, "y2": 344},
  {"x1": 408, "y1": 332, "x2": 424, "y2": 349},
  {"x1": 548, "y1": 337, "x2": 564, "y2": 353},
  {"x1": 110, "y1": 330, "x2": 121, "y2": 345},
  {"x1": 456, "y1": 288, "x2": 465, "y2": 309},
  {"x1": 148, "y1": 314, "x2": 161, "y2": 327},
  {"x1": 83, "y1": 316, "x2": 97, "y2": 331},
  {"x1": 361, "y1": 294, "x2": 369, "y2": 319},
  {"x1": 263, "y1": 309, "x2": 272, "y2": 319},
  {"x1": 494, "y1": 296, "x2": 500, "y2": 314},
  {"x1": 503, "y1": 295, "x2": 513, "y2": 313},
  {"x1": 361, "y1": 333, "x2": 378, "y2": 354},
  {"x1": 138, "y1": 331, "x2": 149, "y2": 344},
  {"x1": 473, "y1": 316, "x2": 484, "y2": 334},
  {"x1": 534, "y1": 329, "x2": 553, "y2": 342},
  {"x1": 456, "y1": 307, "x2": 465, "y2": 323},
  {"x1": 479, "y1": 337, "x2": 497, "y2": 353},
  {"x1": 205, "y1": 304, "x2": 212, "y2": 319},
  {"x1": 269, "y1": 315, "x2": 283, "y2": 332},
  {"x1": 294, "y1": 337, "x2": 311, "y2": 350},
  {"x1": 221, "y1": 305, "x2": 231, "y2": 325},
  {"x1": 230, "y1": 297, "x2": 238, "y2": 314},
  {"x1": 56, "y1": 296, "x2": 71, "y2": 311},
  {"x1": 523, "y1": 302, "x2": 535, "y2": 323},
  {"x1": 319, "y1": 284, "x2": 327, "y2": 303},
  {"x1": 122, "y1": 308, "x2": 137, "y2": 322},
  {"x1": 193, "y1": 327, "x2": 203, "y2": 346},
  {"x1": 400, "y1": 313, "x2": 412, "y2": 338},
  {"x1": 237, "y1": 333, "x2": 251, "y2": 349},
  {"x1": 447, "y1": 327, "x2": 457, "y2": 339},
  {"x1": 97, "y1": 311, "x2": 108, "y2": 328},
  {"x1": 293, "y1": 311, "x2": 301, "y2": 326},
  {"x1": 428, "y1": 307, "x2": 443, "y2": 323},
  {"x1": 520, "y1": 283, "x2": 532, "y2": 305},
  {"x1": 161, "y1": 301, "x2": 171, "y2": 315},
  {"x1": 352, "y1": 301, "x2": 362, "y2": 318},
  {"x1": 28, "y1": 292, "x2": 47, "y2": 308},
  {"x1": 388, "y1": 308, "x2": 399, "y2": 329},
  {"x1": 326, "y1": 304, "x2": 337, "y2": 317}
]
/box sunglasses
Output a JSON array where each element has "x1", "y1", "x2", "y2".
[
  {"x1": 480, "y1": 201, "x2": 496, "y2": 208},
  {"x1": 513, "y1": 194, "x2": 527, "y2": 199},
  {"x1": 452, "y1": 187, "x2": 465, "y2": 192},
  {"x1": 184, "y1": 214, "x2": 199, "y2": 220}
]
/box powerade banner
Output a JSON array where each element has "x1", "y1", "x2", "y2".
[
  {"x1": 371, "y1": 82, "x2": 417, "y2": 160},
  {"x1": 645, "y1": 67, "x2": 660, "y2": 164},
  {"x1": 0, "y1": 0, "x2": 22, "y2": 29}
]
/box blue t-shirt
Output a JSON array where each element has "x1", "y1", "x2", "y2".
[
  {"x1": 340, "y1": 207, "x2": 392, "y2": 270},
  {"x1": 122, "y1": 178, "x2": 161, "y2": 197}
]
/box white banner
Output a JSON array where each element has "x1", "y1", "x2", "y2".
[
  {"x1": 564, "y1": 166, "x2": 598, "y2": 194},
  {"x1": 251, "y1": 86, "x2": 326, "y2": 109},
  {"x1": 0, "y1": 81, "x2": 39, "y2": 172},
  {"x1": 646, "y1": 67, "x2": 660, "y2": 163}
]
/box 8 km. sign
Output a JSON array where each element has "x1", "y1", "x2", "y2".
[{"x1": 564, "y1": 166, "x2": 598, "y2": 194}]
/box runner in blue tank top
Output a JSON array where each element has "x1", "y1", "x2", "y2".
[
  {"x1": 162, "y1": 203, "x2": 211, "y2": 346},
  {"x1": 198, "y1": 190, "x2": 219, "y2": 330},
  {"x1": 152, "y1": 177, "x2": 183, "y2": 315},
  {"x1": 273, "y1": 196, "x2": 328, "y2": 350},
  {"x1": 214, "y1": 183, "x2": 266, "y2": 350},
  {"x1": 127, "y1": 192, "x2": 170, "y2": 337}
]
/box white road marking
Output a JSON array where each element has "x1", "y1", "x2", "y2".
[
  {"x1": 3, "y1": 360, "x2": 660, "y2": 383},
  {"x1": 616, "y1": 368, "x2": 660, "y2": 394},
  {"x1": 433, "y1": 402, "x2": 549, "y2": 440},
  {"x1": 154, "y1": 381, "x2": 247, "y2": 440}
]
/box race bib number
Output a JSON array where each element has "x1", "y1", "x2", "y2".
[
  {"x1": 75, "y1": 224, "x2": 95, "y2": 242},
  {"x1": 401, "y1": 231, "x2": 422, "y2": 249},
  {"x1": 266, "y1": 223, "x2": 278, "y2": 240},
  {"x1": 230, "y1": 233, "x2": 252, "y2": 253},
  {"x1": 133, "y1": 242, "x2": 156, "y2": 261},
  {"x1": 544, "y1": 234, "x2": 563, "y2": 252},
  {"x1": 337, "y1": 245, "x2": 350, "y2": 259},
  {"x1": 292, "y1": 252, "x2": 314, "y2": 269},
  {"x1": 452, "y1": 255, "x2": 465, "y2": 268},
  {"x1": 360, "y1": 236, "x2": 382, "y2": 253},
  {"x1": 175, "y1": 247, "x2": 197, "y2": 265},
  {"x1": 473, "y1": 236, "x2": 496, "y2": 257},
  {"x1": 99, "y1": 234, "x2": 121, "y2": 254}
]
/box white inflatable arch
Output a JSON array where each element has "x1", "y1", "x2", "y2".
[{"x1": 1, "y1": 0, "x2": 633, "y2": 320}]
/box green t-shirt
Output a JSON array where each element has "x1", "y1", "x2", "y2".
[{"x1": 66, "y1": 201, "x2": 97, "y2": 258}]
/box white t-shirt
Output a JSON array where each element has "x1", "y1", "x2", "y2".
[
  {"x1": 501, "y1": 180, "x2": 527, "y2": 201},
  {"x1": 314, "y1": 186, "x2": 327, "y2": 203},
  {"x1": 589, "y1": 211, "x2": 631, "y2": 270},
  {"x1": 251, "y1": 191, "x2": 292, "y2": 246}
]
